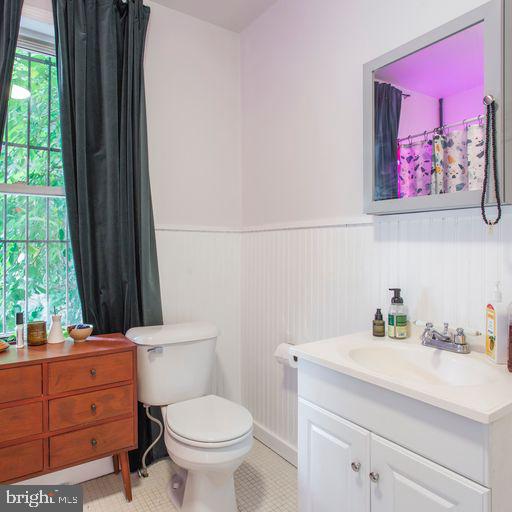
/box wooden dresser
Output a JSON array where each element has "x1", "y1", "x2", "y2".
[{"x1": 0, "y1": 334, "x2": 137, "y2": 501}]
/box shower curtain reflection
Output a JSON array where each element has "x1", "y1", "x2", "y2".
[
  {"x1": 398, "y1": 139, "x2": 433, "y2": 198},
  {"x1": 398, "y1": 122, "x2": 485, "y2": 198}
]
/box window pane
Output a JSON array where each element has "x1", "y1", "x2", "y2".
[
  {"x1": 0, "y1": 194, "x2": 4, "y2": 239},
  {"x1": 7, "y1": 56, "x2": 29, "y2": 145},
  {"x1": 29, "y1": 148, "x2": 48, "y2": 185},
  {"x1": 28, "y1": 196, "x2": 47, "y2": 240},
  {"x1": 0, "y1": 246, "x2": 3, "y2": 333},
  {"x1": 6, "y1": 195, "x2": 27, "y2": 240},
  {"x1": 49, "y1": 197, "x2": 66, "y2": 241},
  {"x1": 48, "y1": 243, "x2": 66, "y2": 319},
  {"x1": 29, "y1": 60, "x2": 49, "y2": 147},
  {"x1": 6, "y1": 145, "x2": 27, "y2": 184},
  {"x1": 28, "y1": 242, "x2": 47, "y2": 322},
  {"x1": 5, "y1": 242, "x2": 26, "y2": 332},
  {"x1": 49, "y1": 151, "x2": 63, "y2": 187},
  {"x1": 50, "y1": 65, "x2": 60, "y2": 149},
  {"x1": 67, "y1": 243, "x2": 81, "y2": 325},
  {"x1": 0, "y1": 144, "x2": 5, "y2": 183}
]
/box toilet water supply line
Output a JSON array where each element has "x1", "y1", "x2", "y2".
[{"x1": 139, "y1": 404, "x2": 164, "y2": 478}]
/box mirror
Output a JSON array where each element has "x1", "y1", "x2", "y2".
[
  {"x1": 364, "y1": 2, "x2": 505, "y2": 215},
  {"x1": 375, "y1": 23, "x2": 484, "y2": 201}
]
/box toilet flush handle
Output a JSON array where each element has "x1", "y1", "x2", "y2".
[{"x1": 147, "y1": 346, "x2": 163, "y2": 354}]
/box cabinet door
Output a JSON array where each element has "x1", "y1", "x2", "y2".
[
  {"x1": 370, "y1": 434, "x2": 490, "y2": 512},
  {"x1": 298, "y1": 398, "x2": 370, "y2": 512}
]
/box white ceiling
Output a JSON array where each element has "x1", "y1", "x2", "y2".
[{"x1": 152, "y1": 0, "x2": 278, "y2": 32}]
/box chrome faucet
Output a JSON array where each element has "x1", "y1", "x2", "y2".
[{"x1": 421, "y1": 322, "x2": 470, "y2": 354}]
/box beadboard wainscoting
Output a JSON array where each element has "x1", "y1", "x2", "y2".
[{"x1": 156, "y1": 208, "x2": 512, "y2": 467}]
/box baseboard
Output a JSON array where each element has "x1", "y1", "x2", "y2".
[{"x1": 253, "y1": 422, "x2": 297, "y2": 467}]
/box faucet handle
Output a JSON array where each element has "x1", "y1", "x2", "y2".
[
  {"x1": 443, "y1": 322, "x2": 449, "y2": 335},
  {"x1": 454, "y1": 328, "x2": 467, "y2": 345},
  {"x1": 425, "y1": 322, "x2": 434, "y2": 331}
]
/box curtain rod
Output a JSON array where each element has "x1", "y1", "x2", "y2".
[{"x1": 397, "y1": 114, "x2": 484, "y2": 143}]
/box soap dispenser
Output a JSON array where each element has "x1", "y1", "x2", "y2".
[{"x1": 388, "y1": 288, "x2": 408, "y2": 339}]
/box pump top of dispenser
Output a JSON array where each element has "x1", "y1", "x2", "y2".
[
  {"x1": 389, "y1": 288, "x2": 403, "y2": 304},
  {"x1": 375, "y1": 308, "x2": 383, "y2": 320}
]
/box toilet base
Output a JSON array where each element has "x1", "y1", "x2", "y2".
[
  {"x1": 164, "y1": 427, "x2": 253, "y2": 512},
  {"x1": 180, "y1": 469, "x2": 237, "y2": 512}
]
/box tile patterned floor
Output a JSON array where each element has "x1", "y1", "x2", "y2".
[{"x1": 83, "y1": 439, "x2": 297, "y2": 512}]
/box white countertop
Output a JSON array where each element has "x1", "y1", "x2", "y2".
[{"x1": 289, "y1": 329, "x2": 512, "y2": 424}]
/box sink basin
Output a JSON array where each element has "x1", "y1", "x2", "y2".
[{"x1": 348, "y1": 345, "x2": 497, "y2": 386}]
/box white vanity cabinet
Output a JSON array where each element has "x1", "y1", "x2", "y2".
[
  {"x1": 298, "y1": 398, "x2": 490, "y2": 512},
  {"x1": 291, "y1": 342, "x2": 512, "y2": 512}
]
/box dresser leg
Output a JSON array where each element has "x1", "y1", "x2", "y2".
[
  {"x1": 113, "y1": 454, "x2": 120, "y2": 474},
  {"x1": 119, "y1": 451, "x2": 132, "y2": 502}
]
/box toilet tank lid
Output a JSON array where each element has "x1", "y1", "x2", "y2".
[{"x1": 126, "y1": 322, "x2": 218, "y2": 346}]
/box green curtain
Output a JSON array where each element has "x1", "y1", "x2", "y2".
[
  {"x1": 374, "y1": 82, "x2": 402, "y2": 200},
  {"x1": 0, "y1": 0, "x2": 24, "y2": 140},
  {"x1": 52, "y1": 0, "x2": 165, "y2": 470}
]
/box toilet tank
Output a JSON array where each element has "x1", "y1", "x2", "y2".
[{"x1": 126, "y1": 322, "x2": 218, "y2": 406}]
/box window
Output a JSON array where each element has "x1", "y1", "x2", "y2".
[{"x1": 0, "y1": 43, "x2": 81, "y2": 334}]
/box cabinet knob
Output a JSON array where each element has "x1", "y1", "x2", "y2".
[
  {"x1": 90, "y1": 368, "x2": 96, "y2": 377},
  {"x1": 351, "y1": 461, "x2": 361, "y2": 473},
  {"x1": 369, "y1": 471, "x2": 380, "y2": 483},
  {"x1": 91, "y1": 438, "x2": 97, "y2": 447},
  {"x1": 90, "y1": 403, "x2": 97, "y2": 413}
]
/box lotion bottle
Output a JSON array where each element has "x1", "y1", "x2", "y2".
[{"x1": 485, "y1": 281, "x2": 508, "y2": 364}]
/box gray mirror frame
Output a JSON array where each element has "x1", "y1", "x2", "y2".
[{"x1": 363, "y1": 1, "x2": 506, "y2": 215}]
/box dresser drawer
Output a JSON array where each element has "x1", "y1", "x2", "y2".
[
  {"x1": 0, "y1": 402, "x2": 43, "y2": 443},
  {"x1": 50, "y1": 417, "x2": 134, "y2": 468},
  {"x1": 49, "y1": 384, "x2": 133, "y2": 431},
  {"x1": 0, "y1": 439, "x2": 43, "y2": 482},
  {"x1": 48, "y1": 351, "x2": 133, "y2": 395},
  {"x1": 0, "y1": 365, "x2": 41, "y2": 403}
]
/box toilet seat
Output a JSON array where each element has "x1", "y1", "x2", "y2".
[
  {"x1": 165, "y1": 395, "x2": 253, "y2": 447},
  {"x1": 169, "y1": 428, "x2": 253, "y2": 449}
]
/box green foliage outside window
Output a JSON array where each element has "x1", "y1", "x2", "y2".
[{"x1": 0, "y1": 48, "x2": 81, "y2": 333}]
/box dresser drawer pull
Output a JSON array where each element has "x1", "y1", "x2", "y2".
[
  {"x1": 90, "y1": 403, "x2": 97, "y2": 413},
  {"x1": 91, "y1": 438, "x2": 97, "y2": 447},
  {"x1": 90, "y1": 368, "x2": 97, "y2": 377}
]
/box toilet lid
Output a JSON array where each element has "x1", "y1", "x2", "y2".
[{"x1": 165, "y1": 395, "x2": 253, "y2": 444}]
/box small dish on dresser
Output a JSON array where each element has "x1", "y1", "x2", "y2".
[
  {"x1": 67, "y1": 324, "x2": 94, "y2": 342},
  {"x1": 0, "y1": 339, "x2": 9, "y2": 352}
]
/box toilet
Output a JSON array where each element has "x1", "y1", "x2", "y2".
[{"x1": 127, "y1": 322, "x2": 253, "y2": 512}]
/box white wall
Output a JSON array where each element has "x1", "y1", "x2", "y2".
[{"x1": 145, "y1": 2, "x2": 241, "y2": 229}]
